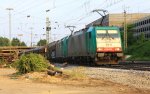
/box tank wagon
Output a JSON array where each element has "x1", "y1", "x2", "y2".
[{"x1": 47, "y1": 26, "x2": 123, "y2": 65}]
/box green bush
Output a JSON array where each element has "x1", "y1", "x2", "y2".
[
  {"x1": 127, "y1": 41, "x2": 150, "y2": 61},
  {"x1": 14, "y1": 53, "x2": 49, "y2": 74}
]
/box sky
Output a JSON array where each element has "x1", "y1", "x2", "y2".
[{"x1": 0, "y1": 0, "x2": 150, "y2": 46}]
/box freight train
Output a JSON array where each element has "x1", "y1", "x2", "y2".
[{"x1": 46, "y1": 26, "x2": 124, "y2": 66}]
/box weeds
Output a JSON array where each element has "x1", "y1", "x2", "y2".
[
  {"x1": 0, "y1": 59, "x2": 8, "y2": 68},
  {"x1": 63, "y1": 67, "x2": 88, "y2": 80}
]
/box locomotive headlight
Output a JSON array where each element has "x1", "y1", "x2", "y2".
[
  {"x1": 115, "y1": 48, "x2": 120, "y2": 51},
  {"x1": 97, "y1": 48, "x2": 103, "y2": 51},
  {"x1": 115, "y1": 48, "x2": 122, "y2": 51}
]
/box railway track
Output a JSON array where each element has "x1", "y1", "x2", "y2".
[
  {"x1": 95, "y1": 61, "x2": 150, "y2": 71},
  {"x1": 100, "y1": 63, "x2": 150, "y2": 71},
  {"x1": 53, "y1": 61, "x2": 150, "y2": 71}
]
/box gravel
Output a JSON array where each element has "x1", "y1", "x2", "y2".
[
  {"x1": 84, "y1": 67, "x2": 150, "y2": 90},
  {"x1": 54, "y1": 63, "x2": 150, "y2": 90}
]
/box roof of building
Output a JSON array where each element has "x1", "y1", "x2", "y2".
[{"x1": 86, "y1": 13, "x2": 150, "y2": 27}]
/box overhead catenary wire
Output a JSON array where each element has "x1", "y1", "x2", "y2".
[
  {"x1": 1, "y1": 0, "x2": 92, "y2": 27},
  {"x1": 13, "y1": 0, "x2": 77, "y2": 17},
  {"x1": 13, "y1": 0, "x2": 46, "y2": 12},
  {"x1": 4, "y1": 0, "x2": 127, "y2": 33},
  {"x1": 13, "y1": 0, "x2": 24, "y2": 5},
  {"x1": 64, "y1": 0, "x2": 125, "y2": 31},
  {"x1": 8, "y1": 0, "x2": 79, "y2": 29},
  {"x1": 78, "y1": 0, "x2": 124, "y2": 21},
  {"x1": 63, "y1": 0, "x2": 107, "y2": 24},
  {"x1": 13, "y1": 0, "x2": 49, "y2": 15},
  {"x1": 61, "y1": 0, "x2": 89, "y2": 19},
  {"x1": 1, "y1": 0, "x2": 149, "y2": 45}
]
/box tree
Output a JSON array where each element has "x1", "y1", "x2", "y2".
[
  {"x1": 11, "y1": 38, "x2": 21, "y2": 46},
  {"x1": 127, "y1": 31, "x2": 136, "y2": 46},
  {"x1": 126, "y1": 24, "x2": 136, "y2": 45},
  {"x1": 11, "y1": 38, "x2": 27, "y2": 46},
  {"x1": 37, "y1": 39, "x2": 47, "y2": 46},
  {"x1": 20, "y1": 42, "x2": 26, "y2": 46},
  {"x1": 0, "y1": 37, "x2": 10, "y2": 46},
  {"x1": 138, "y1": 32, "x2": 145, "y2": 43}
]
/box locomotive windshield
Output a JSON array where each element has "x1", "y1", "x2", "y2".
[{"x1": 96, "y1": 30, "x2": 119, "y2": 38}]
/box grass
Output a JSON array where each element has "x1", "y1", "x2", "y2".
[
  {"x1": 63, "y1": 67, "x2": 88, "y2": 80},
  {"x1": 32, "y1": 66, "x2": 92, "y2": 86},
  {"x1": 11, "y1": 66, "x2": 89, "y2": 86},
  {"x1": 6, "y1": 66, "x2": 106, "y2": 87},
  {"x1": 0, "y1": 59, "x2": 9, "y2": 68},
  {"x1": 9, "y1": 72, "x2": 22, "y2": 79}
]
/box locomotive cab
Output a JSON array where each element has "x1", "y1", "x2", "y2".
[
  {"x1": 95, "y1": 27, "x2": 123, "y2": 64},
  {"x1": 86, "y1": 26, "x2": 123, "y2": 65}
]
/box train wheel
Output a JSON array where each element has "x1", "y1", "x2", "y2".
[
  {"x1": 86, "y1": 57, "x2": 89, "y2": 66},
  {"x1": 90, "y1": 59, "x2": 96, "y2": 67}
]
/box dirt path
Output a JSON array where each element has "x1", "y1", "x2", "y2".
[{"x1": 0, "y1": 68, "x2": 149, "y2": 94}]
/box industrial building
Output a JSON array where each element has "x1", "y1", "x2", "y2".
[
  {"x1": 86, "y1": 13, "x2": 150, "y2": 27},
  {"x1": 133, "y1": 15, "x2": 150, "y2": 39}
]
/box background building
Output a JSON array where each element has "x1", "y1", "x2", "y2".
[
  {"x1": 133, "y1": 15, "x2": 150, "y2": 39},
  {"x1": 86, "y1": 13, "x2": 150, "y2": 28}
]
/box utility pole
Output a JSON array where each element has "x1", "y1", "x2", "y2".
[
  {"x1": 66, "y1": 25, "x2": 76, "y2": 35},
  {"x1": 18, "y1": 34, "x2": 23, "y2": 46},
  {"x1": 124, "y1": 10, "x2": 127, "y2": 51},
  {"x1": 46, "y1": 17, "x2": 51, "y2": 44},
  {"x1": 30, "y1": 27, "x2": 33, "y2": 47},
  {"x1": 46, "y1": 9, "x2": 51, "y2": 44},
  {"x1": 6, "y1": 8, "x2": 13, "y2": 45}
]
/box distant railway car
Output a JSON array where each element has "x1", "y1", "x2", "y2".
[
  {"x1": 47, "y1": 41, "x2": 56, "y2": 62},
  {"x1": 47, "y1": 26, "x2": 123, "y2": 65},
  {"x1": 19, "y1": 46, "x2": 46, "y2": 57}
]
